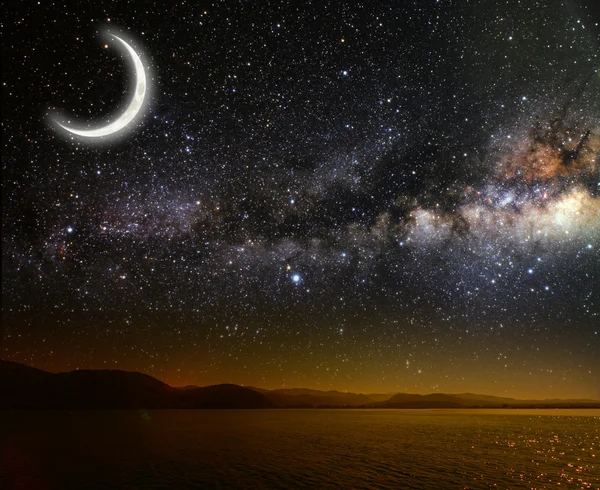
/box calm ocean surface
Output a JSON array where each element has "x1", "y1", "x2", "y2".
[{"x1": 1, "y1": 409, "x2": 598, "y2": 489}]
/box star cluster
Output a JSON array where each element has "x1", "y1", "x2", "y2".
[{"x1": 2, "y1": 0, "x2": 599, "y2": 398}]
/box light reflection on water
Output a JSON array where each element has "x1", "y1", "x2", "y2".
[{"x1": 1, "y1": 409, "x2": 598, "y2": 489}]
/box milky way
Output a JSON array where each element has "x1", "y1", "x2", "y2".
[{"x1": 2, "y1": 0, "x2": 599, "y2": 397}]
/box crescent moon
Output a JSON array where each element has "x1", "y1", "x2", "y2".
[{"x1": 55, "y1": 34, "x2": 147, "y2": 138}]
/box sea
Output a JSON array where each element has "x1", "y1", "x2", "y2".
[{"x1": 1, "y1": 409, "x2": 598, "y2": 489}]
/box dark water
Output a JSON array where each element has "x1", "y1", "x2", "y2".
[{"x1": 1, "y1": 409, "x2": 598, "y2": 489}]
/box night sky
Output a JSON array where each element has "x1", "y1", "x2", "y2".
[{"x1": 2, "y1": 0, "x2": 599, "y2": 399}]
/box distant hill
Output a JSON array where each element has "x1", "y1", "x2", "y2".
[
  {"x1": 375, "y1": 393, "x2": 465, "y2": 408},
  {"x1": 454, "y1": 392, "x2": 600, "y2": 406},
  {"x1": 0, "y1": 361, "x2": 275, "y2": 409},
  {"x1": 177, "y1": 385, "x2": 201, "y2": 391},
  {"x1": 251, "y1": 387, "x2": 379, "y2": 408},
  {"x1": 374, "y1": 392, "x2": 600, "y2": 409},
  {"x1": 1, "y1": 361, "x2": 598, "y2": 409},
  {"x1": 177, "y1": 384, "x2": 276, "y2": 409}
]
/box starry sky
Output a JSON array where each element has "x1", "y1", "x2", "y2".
[{"x1": 2, "y1": 0, "x2": 599, "y2": 399}]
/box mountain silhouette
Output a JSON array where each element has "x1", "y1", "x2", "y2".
[
  {"x1": 0, "y1": 361, "x2": 275, "y2": 409},
  {"x1": 250, "y1": 387, "x2": 380, "y2": 407},
  {"x1": 177, "y1": 384, "x2": 277, "y2": 409},
  {"x1": 373, "y1": 392, "x2": 600, "y2": 408},
  {"x1": 2, "y1": 361, "x2": 598, "y2": 409}
]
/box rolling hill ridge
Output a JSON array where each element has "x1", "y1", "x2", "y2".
[{"x1": 1, "y1": 361, "x2": 598, "y2": 409}]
